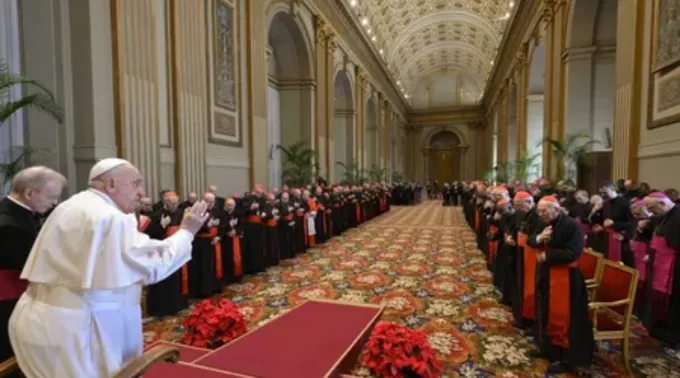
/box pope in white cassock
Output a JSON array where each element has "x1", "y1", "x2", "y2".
[{"x1": 8, "y1": 158, "x2": 210, "y2": 377}]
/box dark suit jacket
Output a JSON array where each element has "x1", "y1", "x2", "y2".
[{"x1": 0, "y1": 197, "x2": 40, "y2": 270}]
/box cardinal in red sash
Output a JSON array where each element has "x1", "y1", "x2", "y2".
[{"x1": 528, "y1": 195, "x2": 593, "y2": 374}]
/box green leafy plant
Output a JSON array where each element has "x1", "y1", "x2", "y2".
[
  {"x1": 366, "y1": 165, "x2": 387, "y2": 182},
  {"x1": 277, "y1": 141, "x2": 319, "y2": 187},
  {"x1": 391, "y1": 170, "x2": 405, "y2": 183},
  {"x1": 336, "y1": 160, "x2": 365, "y2": 185},
  {"x1": 513, "y1": 150, "x2": 541, "y2": 186},
  {"x1": 541, "y1": 130, "x2": 600, "y2": 180},
  {"x1": 1, "y1": 60, "x2": 63, "y2": 191},
  {"x1": 483, "y1": 167, "x2": 496, "y2": 183},
  {"x1": 494, "y1": 161, "x2": 514, "y2": 183}
]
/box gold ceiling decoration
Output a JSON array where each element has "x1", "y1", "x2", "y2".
[{"x1": 347, "y1": 0, "x2": 517, "y2": 103}]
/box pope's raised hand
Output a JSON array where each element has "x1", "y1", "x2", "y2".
[{"x1": 181, "y1": 201, "x2": 211, "y2": 234}]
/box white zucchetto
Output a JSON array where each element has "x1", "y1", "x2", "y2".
[{"x1": 88, "y1": 158, "x2": 131, "y2": 181}]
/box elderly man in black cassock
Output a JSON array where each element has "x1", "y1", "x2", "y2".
[
  {"x1": 189, "y1": 192, "x2": 223, "y2": 297},
  {"x1": 0, "y1": 167, "x2": 65, "y2": 376},
  {"x1": 528, "y1": 195, "x2": 593, "y2": 374},
  {"x1": 145, "y1": 191, "x2": 189, "y2": 316}
]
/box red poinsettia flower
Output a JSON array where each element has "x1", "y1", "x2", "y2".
[
  {"x1": 181, "y1": 298, "x2": 248, "y2": 349},
  {"x1": 362, "y1": 322, "x2": 441, "y2": 378}
]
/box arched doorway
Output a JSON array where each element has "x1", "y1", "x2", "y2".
[
  {"x1": 565, "y1": 0, "x2": 617, "y2": 149},
  {"x1": 332, "y1": 70, "x2": 354, "y2": 183},
  {"x1": 365, "y1": 95, "x2": 378, "y2": 169},
  {"x1": 429, "y1": 130, "x2": 461, "y2": 184},
  {"x1": 528, "y1": 42, "x2": 545, "y2": 181},
  {"x1": 267, "y1": 11, "x2": 313, "y2": 188}
]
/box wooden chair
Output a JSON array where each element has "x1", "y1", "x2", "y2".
[
  {"x1": 579, "y1": 248, "x2": 604, "y2": 300},
  {"x1": 0, "y1": 345, "x2": 180, "y2": 378},
  {"x1": 0, "y1": 357, "x2": 18, "y2": 378},
  {"x1": 588, "y1": 260, "x2": 638, "y2": 374}
]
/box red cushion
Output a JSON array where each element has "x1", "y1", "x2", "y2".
[
  {"x1": 579, "y1": 252, "x2": 598, "y2": 280},
  {"x1": 594, "y1": 264, "x2": 633, "y2": 317}
]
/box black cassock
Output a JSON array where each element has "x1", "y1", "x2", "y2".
[
  {"x1": 145, "y1": 208, "x2": 188, "y2": 316},
  {"x1": 528, "y1": 214, "x2": 594, "y2": 367},
  {"x1": 278, "y1": 202, "x2": 295, "y2": 260},
  {"x1": 242, "y1": 196, "x2": 266, "y2": 274},
  {"x1": 189, "y1": 207, "x2": 223, "y2": 298},
  {"x1": 292, "y1": 197, "x2": 307, "y2": 254},
  {"x1": 493, "y1": 211, "x2": 516, "y2": 303},
  {"x1": 0, "y1": 198, "x2": 40, "y2": 375},
  {"x1": 263, "y1": 202, "x2": 280, "y2": 268},
  {"x1": 218, "y1": 209, "x2": 243, "y2": 284}
]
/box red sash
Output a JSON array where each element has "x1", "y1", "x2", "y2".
[
  {"x1": 518, "y1": 232, "x2": 537, "y2": 320},
  {"x1": 547, "y1": 260, "x2": 578, "y2": 348},
  {"x1": 355, "y1": 203, "x2": 361, "y2": 223},
  {"x1": 197, "y1": 227, "x2": 223, "y2": 280},
  {"x1": 166, "y1": 225, "x2": 189, "y2": 295},
  {"x1": 474, "y1": 209, "x2": 480, "y2": 232},
  {"x1": 0, "y1": 269, "x2": 28, "y2": 301},
  {"x1": 650, "y1": 234, "x2": 676, "y2": 294},
  {"x1": 232, "y1": 236, "x2": 242, "y2": 277},
  {"x1": 488, "y1": 225, "x2": 499, "y2": 266},
  {"x1": 138, "y1": 215, "x2": 151, "y2": 232}
]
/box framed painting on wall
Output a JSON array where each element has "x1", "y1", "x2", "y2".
[
  {"x1": 648, "y1": 0, "x2": 680, "y2": 129},
  {"x1": 208, "y1": 0, "x2": 243, "y2": 146}
]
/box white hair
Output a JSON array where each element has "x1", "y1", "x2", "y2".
[{"x1": 11, "y1": 166, "x2": 66, "y2": 195}]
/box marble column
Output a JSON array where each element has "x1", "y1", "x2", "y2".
[
  {"x1": 383, "y1": 101, "x2": 391, "y2": 175},
  {"x1": 497, "y1": 87, "x2": 509, "y2": 163},
  {"x1": 421, "y1": 147, "x2": 430, "y2": 182},
  {"x1": 355, "y1": 68, "x2": 365, "y2": 169},
  {"x1": 612, "y1": 0, "x2": 645, "y2": 180},
  {"x1": 527, "y1": 94, "x2": 545, "y2": 180},
  {"x1": 325, "y1": 33, "x2": 336, "y2": 179},
  {"x1": 458, "y1": 144, "x2": 470, "y2": 181},
  {"x1": 515, "y1": 45, "x2": 529, "y2": 160},
  {"x1": 313, "y1": 19, "x2": 327, "y2": 176},
  {"x1": 564, "y1": 46, "x2": 596, "y2": 137}
]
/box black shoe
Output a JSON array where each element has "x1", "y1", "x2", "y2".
[
  {"x1": 546, "y1": 362, "x2": 573, "y2": 374},
  {"x1": 528, "y1": 350, "x2": 548, "y2": 359}
]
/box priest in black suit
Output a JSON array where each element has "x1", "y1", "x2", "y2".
[{"x1": 0, "y1": 166, "x2": 65, "y2": 374}]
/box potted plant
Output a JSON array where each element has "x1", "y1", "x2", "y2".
[
  {"x1": 513, "y1": 150, "x2": 541, "y2": 186},
  {"x1": 0, "y1": 60, "x2": 64, "y2": 192},
  {"x1": 367, "y1": 165, "x2": 387, "y2": 182},
  {"x1": 494, "y1": 161, "x2": 513, "y2": 184},
  {"x1": 181, "y1": 298, "x2": 247, "y2": 349},
  {"x1": 391, "y1": 171, "x2": 405, "y2": 183},
  {"x1": 362, "y1": 321, "x2": 441, "y2": 378},
  {"x1": 336, "y1": 160, "x2": 365, "y2": 185},
  {"x1": 541, "y1": 130, "x2": 600, "y2": 181},
  {"x1": 277, "y1": 141, "x2": 319, "y2": 188}
]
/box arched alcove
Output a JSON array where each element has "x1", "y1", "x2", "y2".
[
  {"x1": 332, "y1": 69, "x2": 355, "y2": 182},
  {"x1": 527, "y1": 42, "x2": 545, "y2": 181},
  {"x1": 565, "y1": 0, "x2": 617, "y2": 151},
  {"x1": 266, "y1": 10, "x2": 313, "y2": 188},
  {"x1": 365, "y1": 95, "x2": 378, "y2": 168}
]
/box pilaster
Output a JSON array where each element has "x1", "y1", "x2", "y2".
[
  {"x1": 355, "y1": 66, "x2": 365, "y2": 169},
  {"x1": 313, "y1": 17, "x2": 326, "y2": 171},
  {"x1": 515, "y1": 43, "x2": 529, "y2": 161},
  {"x1": 383, "y1": 101, "x2": 391, "y2": 177},
  {"x1": 497, "y1": 85, "x2": 509, "y2": 164},
  {"x1": 324, "y1": 31, "x2": 336, "y2": 179}
]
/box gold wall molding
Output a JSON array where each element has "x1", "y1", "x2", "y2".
[
  {"x1": 325, "y1": 29, "x2": 336, "y2": 178},
  {"x1": 302, "y1": 0, "x2": 407, "y2": 116},
  {"x1": 408, "y1": 106, "x2": 485, "y2": 127},
  {"x1": 245, "y1": 0, "x2": 254, "y2": 188}
]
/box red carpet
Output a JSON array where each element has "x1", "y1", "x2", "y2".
[
  {"x1": 144, "y1": 362, "x2": 246, "y2": 377},
  {"x1": 192, "y1": 300, "x2": 382, "y2": 378},
  {"x1": 145, "y1": 340, "x2": 210, "y2": 362}
]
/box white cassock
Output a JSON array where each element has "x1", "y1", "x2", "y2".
[{"x1": 9, "y1": 189, "x2": 194, "y2": 378}]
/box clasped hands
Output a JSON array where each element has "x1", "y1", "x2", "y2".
[{"x1": 535, "y1": 226, "x2": 553, "y2": 263}]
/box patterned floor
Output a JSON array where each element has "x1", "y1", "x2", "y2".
[{"x1": 143, "y1": 201, "x2": 680, "y2": 377}]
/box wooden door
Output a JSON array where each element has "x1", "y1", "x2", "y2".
[
  {"x1": 430, "y1": 149, "x2": 456, "y2": 184},
  {"x1": 577, "y1": 151, "x2": 612, "y2": 195}
]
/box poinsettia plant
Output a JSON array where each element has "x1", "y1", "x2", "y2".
[
  {"x1": 362, "y1": 321, "x2": 441, "y2": 378},
  {"x1": 180, "y1": 298, "x2": 247, "y2": 349}
]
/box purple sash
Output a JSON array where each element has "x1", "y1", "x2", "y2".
[
  {"x1": 629, "y1": 239, "x2": 648, "y2": 281},
  {"x1": 605, "y1": 227, "x2": 622, "y2": 261},
  {"x1": 650, "y1": 235, "x2": 676, "y2": 294},
  {"x1": 575, "y1": 218, "x2": 591, "y2": 236}
]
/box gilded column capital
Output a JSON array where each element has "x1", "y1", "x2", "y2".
[
  {"x1": 516, "y1": 43, "x2": 528, "y2": 67},
  {"x1": 326, "y1": 35, "x2": 337, "y2": 54},
  {"x1": 542, "y1": 0, "x2": 557, "y2": 22}
]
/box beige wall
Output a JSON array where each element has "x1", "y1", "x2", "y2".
[
  {"x1": 10, "y1": 0, "x2": 409, "y2": 200},
  {"x1": 636, "y1": 0, "x2": 680, "y2": 189}
]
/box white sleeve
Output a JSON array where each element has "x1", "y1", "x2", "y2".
[{"x1": 93, "y1": 214, "x2": 195, "y2": 287}]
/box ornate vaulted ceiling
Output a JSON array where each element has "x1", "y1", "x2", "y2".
[{"x1": 346, "y1": 0, "x2": 517, "y2": 105}]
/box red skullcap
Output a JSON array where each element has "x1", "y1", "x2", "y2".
[
  {"x1": 164, "y1": 191, "x2": 178, "y2": 198},
  {"x1": 255, "y1": 184, "x2": 264, "y2": 191},
  {"x1": 632, "y1": 200, "x2": 645, "y2": 207},
  {"x1": 646, "y1": 191, "x2": 668, "y2": 199},
  {"x1": 497, "y1": 198, "x2": 510, "y2": 206},
  {"x1": 233, "y1": 193, "x2": 240, "y2": 198},
  {"x1": 514, "y1": 191, "x2": 532, "y2": 200},
  {"x1": 539, "y1": 195, "x2": 559, "y2": 203}
]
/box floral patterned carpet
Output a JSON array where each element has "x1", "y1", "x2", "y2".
[{"x1": 143, "y1": 201, "x2": 680, "y2": 377}]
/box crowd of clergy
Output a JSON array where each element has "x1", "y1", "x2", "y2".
[
  {"x1": 0, "y1": 163, "x2": 424, "y2": 377},
  {"x1": 451, "y1": 178, "x2": 680, "y2": 374},
  {"x1": 135, "y1": 181, "x2": 422, "y2": 318}
]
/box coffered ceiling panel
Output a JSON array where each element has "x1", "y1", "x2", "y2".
[{"x1": 346, "y1": 0, "x2": 517, "y2": 104}]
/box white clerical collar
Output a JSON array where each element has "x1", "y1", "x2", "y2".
[{"x1": 7, "y1": 194, "x2": 34, "y2": 213}]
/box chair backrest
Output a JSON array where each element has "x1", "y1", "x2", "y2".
[
  {"x1": 579, "y1": 248, "x2": 603, "y2": 281},
  {"x1": 594, "y1": 260, "x2": 638, "y2": 319}
]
